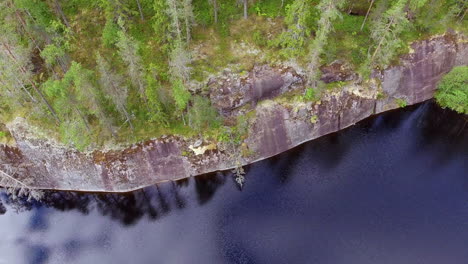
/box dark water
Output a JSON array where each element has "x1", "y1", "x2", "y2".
[{"x1": 1, "y1": 101, "x2": 467, "y2": 264}]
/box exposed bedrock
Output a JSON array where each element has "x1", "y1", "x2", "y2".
[{"x1": 1, "y1": 33, "x2": 467, "y2": 192}]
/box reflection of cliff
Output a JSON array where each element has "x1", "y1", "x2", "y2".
[
  {"x1": 0, "y1": 200, "x2": 5, "y2": 214},
  {"x1": 195, "y1": 173, "x2": 227, "y2": 205},
  {"x1": 1, "y1": 34, "x2": 467, "y2": 192},
  {"x1": 1, "y1": 172, "x2": 228, "y2": 225}
]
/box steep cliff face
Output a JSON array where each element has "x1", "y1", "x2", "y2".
[{"x1": 1, "y1": 34, "x2": 467, "y2": 192}]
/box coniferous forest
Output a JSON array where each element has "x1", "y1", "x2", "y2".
[{"x1": 0, "y1": 0, "x2": 466, "y2": 150}]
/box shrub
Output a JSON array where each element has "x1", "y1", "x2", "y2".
[
  {"x1": 435, "y1": 66, "x2": 468, "y2": 114},
  {"x1": 304, "y1": 87, "x2": 317, "y2": 101},
  {"x1": 188, "y1": 96, "x2": 220, "y2": 132},
  {"x1": 395, "y1": 98, "x2": 407, "y2": 108},
  {"x1": 252, "y1": 30, "x2": 267, "y2": 47}
]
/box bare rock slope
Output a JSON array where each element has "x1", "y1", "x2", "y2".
[{"x1": 1, "y1": 34, "x2": 467, "y2": 192}]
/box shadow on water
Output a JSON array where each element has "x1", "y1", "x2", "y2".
[
  {"x1": 195, "y1": 172, "x2": 227, "y2": 205},
  {"x1": 1, "y1": 171, "x2": 229, "y2": 226},
  {"x1": 1, "y1": 101, "x2": 467, "y2": 226}
]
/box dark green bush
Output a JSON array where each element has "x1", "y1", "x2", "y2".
[{"x1": 435, "y1": 66, "x2": 468, "y2": 114}]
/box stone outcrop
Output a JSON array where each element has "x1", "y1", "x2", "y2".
[
  {"x1": 209, "y1": 64, "x2": 303, "y2": 114},
  {"x1": 320, "y1": 60, "x2": 358, "y2": 83},
  {"x1": 1, "y1": 33, "x2": 467, "y2": 193}
]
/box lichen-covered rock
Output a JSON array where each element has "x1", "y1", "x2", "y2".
[
  {"x1": 320, "y1": 60, "x2": 358, "y2": 83},
  {"x1": 375, "y1": 33, "x2": 467, "y2": 112},
  {"x1": 1, "y1": 33, "x2": 466, "y2": 192},
  {"x1": 209, "y1": 64, "x2": 303, "y2": 114}
]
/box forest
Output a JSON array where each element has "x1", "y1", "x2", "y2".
[{"x1": 0, "y1": 0, "x2": 466, "y2": 150}]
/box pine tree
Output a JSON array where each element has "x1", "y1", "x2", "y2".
[
  {"x1": 273, "y1": 0, "x2": 313, "y2": 57},
  {"x1": 66, "y1": 62, "x2": 114, "y2": 135},
  {"x1": 369, "y1": 0, "x2": 409, "y2": 68},
  {"x1": 307, "y1": 0, "x2": 346, "y2": 87},
  {"x1": 183, "y1": 0, "x2": 194, "y2": 44},
  {"x1": 145, "y1": 64, "x2": 169, "y2": 127},
  {"x1": 169, "y1": 43, "x2": 192, "y2": 119},
  {"x1": 96, "y1": 52, "x2": 134, "y2": 130},
  {"x1": 116, "y1": 18, "x2": 148, "y2": 105},
  {"x1": 152, "y1": 0, "x2": 171, "y2": 47},
  {"x1": 0, "y1": 3, "x2": 59, "y2": 122}
]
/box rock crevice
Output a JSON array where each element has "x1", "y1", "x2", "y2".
[{"x1": 1, "y1": 34, "x2": 467, "y2": 192}]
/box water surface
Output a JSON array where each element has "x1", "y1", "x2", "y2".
[{"x1": 1, "y1": 101, "x2": 467, "y2": 264}]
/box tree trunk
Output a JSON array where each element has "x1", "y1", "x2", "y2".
[
  {"x1": 243, "y1": 0, "x2": 248, "y2": 19},
  {"x1": 8, "y1": 0, "x2": 42, "y2": 52},
  {"x1": 54, "y1": 0, "x2": 71, "y2": 29},
  {"x1": 460, "y1": 8, "x2": 467, "y2": 22},
  {"x1": 360, "y1": 0, "x2": 375, "y2": 31},
  {"x1": 1, "y1": 43, "x2": 60, "y2": 123},
  {"x1": 74, "y1": 106, "x2": 91, "y2": 132},
  {"x1": 213, "y1": 0, "x2": 218, "y2": 24},
  {"x1": 184, "y1": 12, "x2": 191, "y2": 44},
  {"x1": 371, "y1": 16, "x2": 396, "y2": 63},
  {"x1": 136, "y1": 0, "x2": 144, "y2": 20},
  {"x1": 13, "y1": 75, "x2": 37, "y2": 103},
  {"x1": 123, "y1": 107, "x2": 134, "y2": 131}
]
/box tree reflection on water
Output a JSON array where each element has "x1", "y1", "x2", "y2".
[{"x1": 1, "y1": 171, "x2": 229, "y2": 226}]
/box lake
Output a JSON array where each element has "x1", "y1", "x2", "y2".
[{"x1": 1, "y1": 101, "x2": 467, "y2": 264}]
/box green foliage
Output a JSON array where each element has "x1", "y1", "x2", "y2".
[
  {"x1": 188, "y1": 95, "x2": 220, "y2": 131},
  {"x1": 395, "y1": 98, "x2": 408, "y2": 108},
  {"x1": 13, "y1": 0, "x2": 54, "y2": 28},
  {"x1": 116, "y1": 27, "x2": 147, "y2": 103},
  {"x1": 192, "y1": 0, "x2": 213, "y2": 26},
  {"x1": 304, "y1": 87, "x2": 317, "y2": 101},
  {"x1": 310, "y1": 115, "x2": 318, "y2": 124},
  {"x1": 40, "y1": 44, "x2": 65, "y2": 66},
  {"x1": 251, "y1": 0, "x2": 293, "y2": 18},
  {"x1": 326, "y1": 14, "x2": 371, "y2": 66},
  {"x1": 145, "y1": 64, "x2": 169, "y2": 126},
  {"x1": 171, "y1": 78, "x2": 191, "y2": 112},
  {"x1": 369, "y1": 0, "x2": 410, "y2": 68},
  {"x1": 2, "y1": 0, "x2": 466, "y2": 148},
  {"x1": 307, "y1": 0, "x2": 346, "y2": 83},
  {"x1": 59, "y1": 119, "x2": 91, "y2": 151},
  {"x1": 102, "y1": 20, "x2": 120, "y2": 47},
  {"x1": 435, "y1": 66, "x2": 468, "y2": 114},
  {"x1": 252, "y1": 30, "x2": 267, "y2": 47},
  {"x1": 270, "y1": 0, "x2": 317, "y2": 58}
]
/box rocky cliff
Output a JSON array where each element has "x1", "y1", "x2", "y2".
[{"x1": 1, "y1": 33, "x2": 467, "y2": 192}]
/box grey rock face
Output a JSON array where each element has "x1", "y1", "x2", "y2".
[
  {"x1": 209, "y1": 65, "x2": 303, "y2": 114},
  {"x1": 320, "y1": 60, "x2": 358, "y2": 83},
  {"x1": 1, "y1": 34, "x2": 466, "y2": 192}
]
